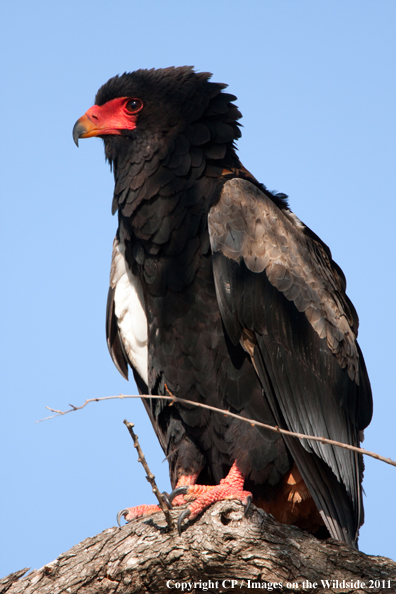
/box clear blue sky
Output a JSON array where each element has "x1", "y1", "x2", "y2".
[{"x1": 1, "y1": 0, "x2": 395, "y2": 578}]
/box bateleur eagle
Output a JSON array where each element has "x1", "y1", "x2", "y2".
[{"x1": 73, "y1": 67, "x2": 372, "y2": 548}]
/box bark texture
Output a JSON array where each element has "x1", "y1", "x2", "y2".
[{"x1": 1, "y1": 502, "x2": 394, "y2": 594}]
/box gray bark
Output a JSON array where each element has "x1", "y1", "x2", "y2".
[{"x1": 1, "y1": 502, "x2": 394, "y2": 594}]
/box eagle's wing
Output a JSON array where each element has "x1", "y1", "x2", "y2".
[{"x1": 208, "y1": 178, "x2": 372, "y2": 546}]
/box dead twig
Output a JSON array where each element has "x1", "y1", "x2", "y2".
[
  {"x1": 123, "y1": 419, "x2": 174, "y2": 531},
  {"x1": 38, "y1": 393, "x2": 396, "y2": 469}
]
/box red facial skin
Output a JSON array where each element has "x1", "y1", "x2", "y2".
[{"x1": 74, "y1": 97, "x2": 143, "y2": 140}]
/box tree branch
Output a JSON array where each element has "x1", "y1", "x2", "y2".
[
  {"x1": 2, "y1": 502, "x2": 395, "y2": 593},
  {"x1": 122, "y1": 419, "x2": 174, "y2": 531},
  {"x1": 38, "y1": 393, "x2": 396, "y2": 469}
]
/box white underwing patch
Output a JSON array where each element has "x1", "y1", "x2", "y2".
[{"x1": 111, "y1": 239, "x2": 148, "y2": 385}]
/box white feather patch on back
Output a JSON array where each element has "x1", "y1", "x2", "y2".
[{"x1": 111, "y1": 239, "x2": 148, "y2": 385}]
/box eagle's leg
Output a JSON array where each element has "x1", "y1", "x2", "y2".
[
  {"x1": 116, "y1": 473, "x2": 199, "y2": 525},
  {"x1": 168, "y1": 461, "x2": 252, "y2": 535}
]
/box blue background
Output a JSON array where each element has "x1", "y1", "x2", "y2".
[{"x1": 1, "y1": 0, "x2": 395, "y2": 577}]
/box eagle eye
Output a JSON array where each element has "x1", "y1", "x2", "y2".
[{"x1": 126, "y1": 99, "x2": 143, "y2": 113}]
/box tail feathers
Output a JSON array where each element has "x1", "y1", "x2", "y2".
[{"x1": 284, "y1": 436, "x2": 360, "y2": 548}]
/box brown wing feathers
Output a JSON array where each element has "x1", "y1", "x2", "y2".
[{"x1": 209, "y1": 178, "x2": 372, "y2": 545}]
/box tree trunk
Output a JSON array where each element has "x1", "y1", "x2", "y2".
[{"x1": 1, "y1": 502, "x2": 394, "y2": 594}]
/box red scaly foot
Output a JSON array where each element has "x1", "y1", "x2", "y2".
[
  {"x1": 168, "y1": 461, "x2": 252, "y2": 535},
  {"x1": 116, "y1": 473, "x2": 199, "y2": 526},
  {"x1": 117, "y1": 504, "x2": 162, "y2": 525},
  {"x1": 163, "y1": 472, "x2": 199, "y2": 507}
]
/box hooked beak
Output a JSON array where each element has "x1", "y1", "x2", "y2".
[{"x1": 72, "y1": 114, "x2": 101, "y2": 147}]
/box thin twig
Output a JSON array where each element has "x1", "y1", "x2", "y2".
[
  {"x1": 123, "y1": 419, "x2": 174, "y2": 531},
  {"x1": 38, "y1": 393, "x2": 396, "y2": 469}
]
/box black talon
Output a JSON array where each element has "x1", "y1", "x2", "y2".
[
  {"x1": 168, "y1": 485, "x2": 189, "y2": 505},
  {"x1": 244, "y1": 495, "x2": 252, "y2": 517},
  {"x1": 117, "y1": 508, "x2": 130, "y2": 527},
  {"x1": 177, "y1": 508, "x2": 191, "y2": 536},
  {"x1": 161, "y1": 492, "x2": 172, "y2": 509}
]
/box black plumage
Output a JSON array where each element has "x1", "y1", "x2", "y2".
[{"x1": 73, "y1": 67, "x2": 372, "y2": 548}]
